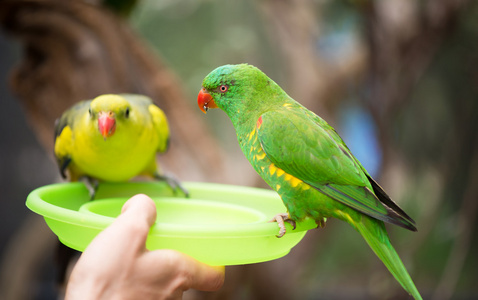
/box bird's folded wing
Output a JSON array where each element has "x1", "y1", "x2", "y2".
[{"x1": 256, "y1": 109, "x2": 400, "y2": 224}]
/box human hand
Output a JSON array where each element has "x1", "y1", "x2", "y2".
[{"x1": 65, "y1": 194, "x2": 225, "y2": 300}]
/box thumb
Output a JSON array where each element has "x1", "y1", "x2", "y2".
[
  {"x1": 120, "y1": 193, "x2": 157, "y2": 226},
  {"x1": 112, "y1": 194, "x2": 157, "y2": 251},
  {"x1": 70, "y1": 194, "x2": 157, "y2": 280},
  {"x1": 87, "y1": 194, "x2": 157, "y2": 256}
]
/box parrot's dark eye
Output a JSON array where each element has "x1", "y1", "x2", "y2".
[
  {"x1": 125, "y1": 107, "x2": 130, "y2": 118},
  {"x1": 219, "y1": 85, "x2": 228, "y2": 93}
]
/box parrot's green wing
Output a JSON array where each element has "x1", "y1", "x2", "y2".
[
  {"x1": 302, "y1": 108, "x2": 416, "y2": 226},
  {"x1": 54, "y1": 100, "x2": 91, "y2": 178},
  {"x1": 257, "y1": 108, "x2": 416, "y2": 231}
]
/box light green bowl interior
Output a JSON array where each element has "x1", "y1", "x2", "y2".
[
  {"x1": 81, "y1": 198, "x2": 266, "y2": 226},
  {"x1": 26, "y1": 181, "x2": 316, "y2": 265}
]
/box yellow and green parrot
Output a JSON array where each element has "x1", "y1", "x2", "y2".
[
  {"x1": 54, "y1": 93, "x2": 185, "y2": 195},
  {"x1": 197, "y1": 64, "x2": 421, "y2": 299}
]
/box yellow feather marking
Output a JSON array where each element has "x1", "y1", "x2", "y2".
[
  {"x1": 276, "y1": 184, "x2": 281, "y2": 190},
  {"x1": 269, "y1": 164, "x2": 277, "y2": 175},
  {"x1": 301, "y1": 184, "x2": 310, "y2": 190},
  {"x1": 276, "y1": 168, "x2": 285, "y2": 177},
  {"x1": 281, "y1": 172, "x2": 303, "y2": 188},
  {"x1": 335, "y1": 210, "x2": 354, "y2": 224},
  {"x1": 256, "y1": 152, "x2": 266, "y2": 160},
  {"x1": 282, "y1": 103, "x2": 292, "y2": 108},
  {"x1": 289, "y1": 177, "x2": 302, "y2": 188},
  {"x1": 54, "y1": 126, "x2": 73, "y2": 158},
  {"x1": 148, "y1": 104, "x2": 169, "y2": 153},
  {"x1": 248, "y1": 130, "x2": 255, "y2": 141}
]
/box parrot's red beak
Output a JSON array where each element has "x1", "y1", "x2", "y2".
[
  {"x1": 98, "y1": 111, "x2": 116, "y2": 139},
  {"x1": 198, "y1": 87, "x2": 217, "y2": 114}
]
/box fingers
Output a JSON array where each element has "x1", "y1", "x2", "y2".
[
  {"x1": 83, "y1": 194, "x2": 157, "y2": 261},
  {"x1": 120, "y1": 193, "x2": 157, "y2": 230},
  {"x1": 186, "y1": 259, "x2": 225, "y2": 291},
  {"x1": 67, "y1": 194, "x2": 225, "y2": 299},
  {"x1": 110, "y1": 194, "x2": 157, "y2": 253},
  {"x1": 122, "y1": 196, "x2": 224, "y2": 292},
  {"x1": 114, "y1": 194, "x2": 156, "y2": 253},
  {"x1": 140, "y1": 249, "x2": 225, "y2": 292}
]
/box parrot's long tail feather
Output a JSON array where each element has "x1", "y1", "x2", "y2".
[{"x1": 351, "y1": 216, "x2": 422, "y2": 300}]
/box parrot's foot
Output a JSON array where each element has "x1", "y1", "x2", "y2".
[
  {"x1": 154, "y1": 173, "x2": 189, "y2": 198},
  {"x1": 316, "y1": 217, "x2": 327, "y2": 228},
  {"x1": 269, "y1": 213, "x2": 296, "y2": 238},
  {"x1": 80, "y1": 176, "x2": 99, "y2": 200}
]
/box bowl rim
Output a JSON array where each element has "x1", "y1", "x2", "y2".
[{"x1": 26, "y1": 181, "x2": 317, "y2": 238}]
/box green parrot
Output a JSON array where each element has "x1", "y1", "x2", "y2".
[
  {"x1": 54, "y1": 93, "x2": 186, "y2": 195},
  {"x1": 197, "y1": 64, "x2": 421, "y2": 299}
]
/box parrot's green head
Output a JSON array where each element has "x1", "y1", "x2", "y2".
[
  {"x1": 89, "y1": 94, "x2": 132, "y2": 139},
  {"x1": 198, "y1": 64, "x2": 286, "y2": 123}
]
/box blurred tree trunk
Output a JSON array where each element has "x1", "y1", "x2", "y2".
[
  {"x1": 259, "y1": 0, "x2": 367, "y2": 122},
  {"x1": 0, "y1": 0, "x2": 228, "y2": 299},
  {"x1": 0, "y1": 0, "x2": 226, "y2": 182},
  {"x1": 361, "y1": 1, "x2": 472, "y2": 298},
  {"x1": 252, "y1": 0, "x2": 472, "y2": 299},
  {"x1": 362, "y1": 0, "x2": 467, "y2": 176}
]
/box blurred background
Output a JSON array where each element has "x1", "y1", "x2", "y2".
[{"x1": 0, "y1": 0, "x2": 477, "y2": 299}]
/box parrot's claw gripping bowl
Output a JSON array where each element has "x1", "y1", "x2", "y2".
[{"x1": 26, "y1": 182, "x2": 316, "y2": 265}]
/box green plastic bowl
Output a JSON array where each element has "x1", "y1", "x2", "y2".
[{"x1": 26, "y1": 181, "x2": 316, "y2": 265}]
